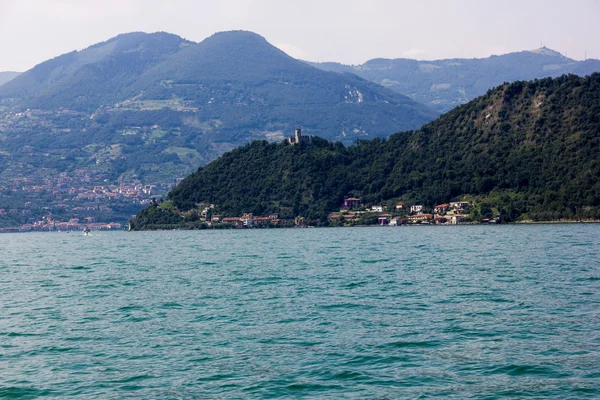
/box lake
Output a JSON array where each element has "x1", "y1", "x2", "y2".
[{"x1": 1, "y1": 224, "x2": 599, "y2": 398}]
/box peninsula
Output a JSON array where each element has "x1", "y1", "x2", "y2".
[{"x1": 130, "y1": 74, "x2": 600, "y2": 230}]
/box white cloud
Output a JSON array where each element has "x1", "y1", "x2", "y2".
[{"x1": 0, "y1": 0, "x2": 598, "y2": 70}]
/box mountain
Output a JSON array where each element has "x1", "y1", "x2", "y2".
[
  {"x1": 309, "y1": 47, "x2": 600, "y2": 113},
  {"x1": 0, "y1": 31, "x2": 438, "y2": 183},
  {"x1": 130, "y1": 73, "x2": 600, "y2": 229},
  {"x1": 124, "y1": 30, "x2": 437, "y2": 150},
  {"x1": 0, "y1": 32, "x2": 193, "y2": 110},
  {"x1": 0, "y1": 72, "x2": 21, "y2": 87}
]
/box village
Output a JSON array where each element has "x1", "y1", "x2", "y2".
[
  {"x1": 181, "y1": 197, "x2": 499, "y2": 230},
  {"x1": 0, "y1": 216, "x2": 123, "y2": 233},
  {"x1": 0, "y1": 168, "x2": 179, "y2": 232},
  {"x1": 327, "y1": 198, "x2": 490, "y2": 225}
]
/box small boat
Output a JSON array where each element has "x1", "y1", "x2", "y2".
[{"x1": 83, "y1": 227, "x2": 91, "y2": 236}]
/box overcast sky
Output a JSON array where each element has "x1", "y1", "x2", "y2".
[{"x1": 0, "y1": 0, "x2": 598, "y2": 72}]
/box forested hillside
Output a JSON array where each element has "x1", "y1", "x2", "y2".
[{"x1": 132, "y1": 73, "x2": 600, "y2": 229}]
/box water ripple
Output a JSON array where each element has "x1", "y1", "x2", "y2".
[{"x1": 0, "y1": 225, "x2": 598, "y2": 398}]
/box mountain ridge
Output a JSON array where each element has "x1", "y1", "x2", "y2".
[
  {"x1": 0, "y1": 31, "x2": 194, "y2": 110},
  {"x1": 308, "y1": 47, "x2": 600, "y2": 112}
]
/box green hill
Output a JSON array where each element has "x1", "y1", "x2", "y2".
[
  {"x1": 131, "y1": 73, "x2": 600, "y2": 229},
  {"x1": 310, "y1": 47, "x2": 600, "y2": 113}
]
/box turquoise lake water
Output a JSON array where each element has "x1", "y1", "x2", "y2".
[{"x1": 1, "y1": 225, "x2": 599, "y2": 398}]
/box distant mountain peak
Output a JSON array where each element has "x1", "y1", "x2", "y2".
[
  {"x1": 529, "y1": 46, "x2": 563, "y2": 57},
  {"x1": 199, "y1": 30, "x2": 274, "y2": 51},
  {"x1": 0, "y1": 31, "x2": 193, "y2": 102},
  {"x1": 85, "y1": 31, "x2": 192, "y2": 52},
  {"x1": 201, "y1": 30, "x2": 269, "y2": 45},
  {"x1": 132, "y1": 29, "x2": 310, "y2": 85},
  {"x1": 210, "y1": 30, "x2": 266, "y2": 39}
]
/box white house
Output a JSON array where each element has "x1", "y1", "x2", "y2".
[
  {"x1": 450, "y1": 201, "x2": 470, "y2": 210},
  {"x1": 410, "y1": 205, "x2": 423, "y2": 214}
]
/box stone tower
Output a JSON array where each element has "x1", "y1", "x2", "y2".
[{"x1": 288, "y1": 128, "x2": 312, "y2": 145}]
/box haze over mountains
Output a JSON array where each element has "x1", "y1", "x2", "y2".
[
  {"x1": 310, "y1": 48, "x2": 600, "y2": 113},
  {"x1": 0, "y1": 71, "x2": 21, "y2": 87}
]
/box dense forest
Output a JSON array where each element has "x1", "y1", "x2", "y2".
[{"x1": 131, "y1": 73, "x2": 600, "y2": 229}]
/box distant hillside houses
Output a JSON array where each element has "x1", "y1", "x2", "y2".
[
  {"x1": 12, "y1": 215, "x2": 122, "y2": 232},
  {"x1": 148, "y1": 198, "x2": 481, "y2": 230},
  {"x1": 329, "y1": 198, "x2": 484, "y2": 226},
  {"x1": 209, "y1": 212, "x2": 295, "y2": 228},
  {"x1": 410, "y1": 205, "x2": 423, "y2": 214},
  {"x1": 343, "y1": 198, "x2": 361, "y2": 209}
]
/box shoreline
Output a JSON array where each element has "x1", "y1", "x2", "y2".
[
  {"x1": 128, "y1": 219, "x2": 600, "y2": 231},
  {"x1": 129, "y1": 219, "x2": 600, "y2": 231},
  {"x1": 2, "y1": 219, "x2": 600, "y2": 233}
]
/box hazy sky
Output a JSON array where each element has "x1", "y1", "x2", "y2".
[{"x1": 0, "y1": 0, "x2": 598, "y2": 71}]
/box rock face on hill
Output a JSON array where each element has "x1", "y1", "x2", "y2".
[
  {"x1": 310, "y1": 47, "x2": 600, "y2": 113},
  {"x1": 131, "y1": 73, "x2": 600, "y2": 229}
]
